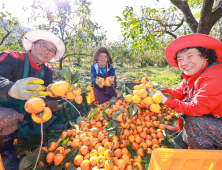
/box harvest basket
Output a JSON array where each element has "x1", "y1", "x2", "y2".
[
  {"x1": 55, "y1": 92, "x2": 89, "y2": 124},
  {"x1": 148, "y1": 148, "x2": 222, "y2": 170},
  {"x1": 125, "y1": 82, "x2": 141, "y2": 95}
]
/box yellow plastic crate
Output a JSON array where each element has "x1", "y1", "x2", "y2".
[{"x1": 148, "y1": 148, "x2": 222, "y2": 170}]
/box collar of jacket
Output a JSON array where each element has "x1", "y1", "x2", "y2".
[
  {"x1": 93, "y1": 63, "x2": 113, "y2": 75},
  {"x1": 28, "y1": 50, "x2": 46, "y2": 70}
]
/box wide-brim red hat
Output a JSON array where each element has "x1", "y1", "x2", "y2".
[{"x1": 165, "y1": 34, "x2": 222, "y2": 67}]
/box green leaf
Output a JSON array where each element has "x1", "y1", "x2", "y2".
[
  {"x1": 71, "y1": 72, "x2": 79, "y2": 84},
  {"x1": 76, "y1": 116, "x2": 84, "y2": 123},
  {"x1": 125, "y1": 109, "x2": 129, "y2": 118},
  {"x1": 132, "y1": 22, "x2": 140, "y2": 28},
  {"x1": 105, "y1": 121, "x2": 113, "y2": 129},
  {"x1": 107, "y1": 98, "x2": 116, "y2": 107},
  {"x1": 126, "y1": 87, "x2": 133, "y2": 95},
  {"x1": 19, "y1": 157, "x2": 33, "y2": 170},
  {"x1": 66, "y1": 121, "x2": 76, "y2": 129},
  {"x1": 160, "y1": 103, "x2": 165, "y2": 108},
  {"x1": 63, "y1": 148, "x2": 79, "y2": 163},
  {"x1": 73, "y1": 124, "x2": 80, "y2": 134},
  {"x1": 60, "y1": 69, "x2": 69, "y2": 80},
  {"x1": 106, "y1": 121, "x2": 117, "y2": 131},
  {"x1": 194, "y1": 13, "x2": 200, "y2": 19},
  {"x1": 51, "y1": 164, "x2": 64, "y2": 170},
  {"x1": 61, "y1": 138, "x2": 69, "y2": 147},
  {"x1": 107, "y1": 131, "x2": 116, "y2": 138},
  {"x1": 158, "y1": 117, "x2": 165, "y2": 124},
  {"x1": 160, "y1": 139, "x2": 174, "y2": 148},
  {"x1": 132, "y1": 104, "x2": 138, "y2": 116},
  {"x1": 144, "y1": 164, "x2": 149, "y2": 170},
  {"x1": 85, "y1": 108, "x2": 100, "y2": 121},
  {"x1": 129, "y1": 105, "x2": 133, "y2": 119},
  {"x1": 26, "y1": 149, "x2": 47, "y2": 163},
  {"x1": 117, "y1": 108, "x2": 125, "y2": 112},
  {"x1": 90, "y1": 128, "x2": 99, "y2": 136},
  {"x1": 163, "y1": 93, "x2": 172, "y2": 99},
  {"x1": 165, "y1": 109, "x2": 168, "y2": 116},
  {"x1": 116, "y1": 128, "x2": 122, "y2": 136},
  {"x1": 102, "y1": 110, "x2": 111, "y2": 121},
  {"x1": 111, "y1": 110, "x2": 122, "y2": 120},
  {"x1": 143, "y1": 153, "x2": 151, "y2": 163}
]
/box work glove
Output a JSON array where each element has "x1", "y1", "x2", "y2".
[
  {"x1": 148, "y1": 89, "x2": 168, "y2": 104},
  {"x1": 9, "y1": 77, "x2": 47, "y2": 100},
  {"x1": 156, "y1": 89, "x2": 168, "y2": 104}
]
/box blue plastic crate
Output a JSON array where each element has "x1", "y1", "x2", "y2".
[{"x1": 55, "y1": 92, "x2": 89, "y2": 124}]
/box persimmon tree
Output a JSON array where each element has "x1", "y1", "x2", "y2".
[
  {"x1": 171, "y1": 0, "x2": 222, "y2": 35},
  {"x1": 116, "y1": 5, "x2": 184, "y2": 67},
  {"x1": 0, "y1": 4, "x2": 24, "y2": 51},
  {"x1": 117, "y1": 0, "x2": 222, "y2": 67},
  {"x1": 28, "y1": 0, "x2": 105, "y2": 68},
  {"x1": 105, "y1": 40, "x2": 131, "y2": 65}
]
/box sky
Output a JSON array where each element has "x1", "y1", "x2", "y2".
[{"x1": 1, "y1": 0, "x2": 171, "y2": 41}]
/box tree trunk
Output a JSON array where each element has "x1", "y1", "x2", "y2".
[
  {"x1": 77, "y1": 57, "x2": 81, "y2": 65},
  {"x1": 170, "y1": 0, "x2": 222, "y2": 35},
  {"x1": 59, "y1": 59, "x2": 63, "y2": 69}
]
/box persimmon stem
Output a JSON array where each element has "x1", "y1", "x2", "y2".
[
  {"x1": 63, "y1": 97, "x2": 82, "y2": 118},
  {"x1": 33, "y1": 113, "x2": 43, "y2": 170},
  {"x1": 40, "y1": 85, "x2": 51, "y2": 92}
]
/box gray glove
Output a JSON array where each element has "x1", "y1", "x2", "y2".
[
  {"x1": 148, "y1": 89, "x2": 168, "y2": 104},
  {"x1": 156, "y1": 89, "x2": 168, "y2": 104},
  {"x1": 9, "y1": 77, "x2": 40, "y2": 100}
]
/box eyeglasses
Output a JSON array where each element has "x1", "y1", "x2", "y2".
[{"x1": 36, "y1": 42, "x2": 56, "y2": 56}]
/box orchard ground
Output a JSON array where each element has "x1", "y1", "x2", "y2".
[{"x1": 51, "y1": 56, "x2": 182, "y2": 92}]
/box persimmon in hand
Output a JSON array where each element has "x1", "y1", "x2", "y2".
[
  {"x1": 31, "y1": 107, "x2": 52, "y2": 123},
  {"x1": 25, "y1": 98, "x2": 45, "y2": 114},
  {"x1": 50, "y1": 81, "x2": 69, "y2": 96}
]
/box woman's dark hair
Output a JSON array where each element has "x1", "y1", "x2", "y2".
[
  {"x1": 94, "y1": 47, "x2": 113, "y2": 67},
  {"x1": 174, "y1": 46, "x2": 217, "y2": 65}
]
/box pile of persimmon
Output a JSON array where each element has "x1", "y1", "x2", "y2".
[
  {"x1": 41, "y1": 96, "x2": 178, "y2": 170},
  {"x1": 24, "y1": 97, "x2": 52, "y2": 123},
  {"x1": 46, "y1": 81, "x2": 83, "y2": 104},
  {"x1": 96, "y1": 76, "x2": 115, "y2": 88},
  {"x1": 125, "y1": 77, "x2": 165, "y2": 114}
]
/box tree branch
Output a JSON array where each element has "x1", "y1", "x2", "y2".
[
  {"x1": 165, "y1": 30, "x2": 177, "y2": 39},
  {"x1": 208, "y1": 2, "x2": 222, "y2": 32},
  {"x1": 172, "y1": 18, "x2": 184, "y2": 32},
  {"x1": 170, "y1": 0, "x2": 198, "y2": 33},
  {"x1": 0, "y1": 29, "x2": 11, "y2": 46}
]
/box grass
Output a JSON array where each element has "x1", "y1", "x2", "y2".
[{"x1": 50, "y1": 58, "x2": 182, "y2": 91}]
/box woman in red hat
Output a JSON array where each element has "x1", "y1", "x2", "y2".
[
  {"x1": 156, "y1": 34, "x2": 222, "y2": 149},
  {"x1": 90, "y1": 47, "x2": 117, "y2": 104}
]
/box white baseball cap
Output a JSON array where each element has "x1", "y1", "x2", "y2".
[{"x1": 22, "y1": 29, "x2": 65, "y2": 62}]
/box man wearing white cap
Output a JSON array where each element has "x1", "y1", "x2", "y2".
[{"x1": 0, "y1": 29, "x2": 65, "y2": 170}]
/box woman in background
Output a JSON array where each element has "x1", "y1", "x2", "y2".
[{"x1": 90, "y1": 47, "x2": 117, "y2": 104}]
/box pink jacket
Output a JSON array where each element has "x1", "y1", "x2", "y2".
[{"x1": 164, "y1": 63, "x2": 222, "y2": 118}]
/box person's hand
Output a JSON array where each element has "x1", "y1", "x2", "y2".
[
  {"x1": 148, "y1": 89, "x2": 168, "y2": 104},
  {"x1": 155, "y1": 89, "x2": 168, "y2": 104},
  {"x1": 9, "y1": 77, "x2": 45, "y2": 100}
]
